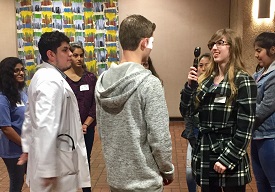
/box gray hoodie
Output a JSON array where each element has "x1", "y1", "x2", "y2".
[{"x1": 95, "y1": 62, "x2": 174, "y2": 192}]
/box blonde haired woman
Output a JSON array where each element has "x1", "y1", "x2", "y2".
[{"x1": 181, "y1": 29, "x2": 257, "y2": 192}]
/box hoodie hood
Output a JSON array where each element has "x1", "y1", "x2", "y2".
[{"x1": 95, "y1": 62, "x2": 151, "y2": 112}]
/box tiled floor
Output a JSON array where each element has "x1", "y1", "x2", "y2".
[{"x1": 0, "y1": 121, "x2": 257, "y2": 192}]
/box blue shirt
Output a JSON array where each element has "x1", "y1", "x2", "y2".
[{"x1": 0, "y1": 91, "x2": 27, "y2": 158}]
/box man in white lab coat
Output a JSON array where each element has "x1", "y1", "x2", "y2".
[{"x1": 18, "y1": 31, "x2": 91, "y2": 192}]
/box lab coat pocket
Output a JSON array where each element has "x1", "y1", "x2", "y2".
[{"x1": 57, "y1": 134, "x2": 79, "y2": 176}]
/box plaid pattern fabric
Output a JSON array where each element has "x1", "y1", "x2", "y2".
[
  {"x1": 184, "y1": 71, "x2": 257, "y2": 188},
  {"x1": 180, "y1": 83, "x2": 199, "y2": 144}
]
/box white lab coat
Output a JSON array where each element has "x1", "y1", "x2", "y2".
[{"x1": 21, "y1": 63, "x2": 90, "y2": 192}]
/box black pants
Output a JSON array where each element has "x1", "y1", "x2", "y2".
[
  {"x1": 3, "y1": 158, "x2": 26, "y2": 192},
  {"x1": 201, "y1": 185, "x2": 246, "y2": 192},
  {"x1": 82, "y1": 127, "x2": 95, "y2": 192}
]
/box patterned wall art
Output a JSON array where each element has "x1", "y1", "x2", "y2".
[{"x1": 15, "y1": 0, "x2": 119, "y2": 85}]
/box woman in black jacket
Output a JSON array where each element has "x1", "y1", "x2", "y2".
[{"x1": 182, "y1": 29, "x2": 257, "y2": 192}]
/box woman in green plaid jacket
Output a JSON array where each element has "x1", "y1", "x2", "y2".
[{"x1": 182, "y1": 29, "x2": 257, "y2": 192}]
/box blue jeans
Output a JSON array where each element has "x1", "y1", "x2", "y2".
[
  {"x1": 186, "y1": 142, "x2": 196, "y2": 192},
  {"x1": 2, "y1": 158, "x2": 26, "y2": 192},
  {"x1": 251, "y1": 138, "x2": 275, "y2": 192},
  {"x1": 82, "y1": 126, "x2": 95, "y2": 192}
]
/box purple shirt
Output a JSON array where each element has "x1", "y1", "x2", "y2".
[{"x1": 66, "y1": 71, "x2": 97, "y2": 127}]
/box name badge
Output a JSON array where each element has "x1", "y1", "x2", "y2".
[
  {"x1": 16, "y1": 101, "x2": 25, "y2": 107},
  {"x1": 80, "y1": 84, "x2": 89, "y2": 91},
  {"x1": 214, "y1": 96, "x2": 226, "y2": 103}
]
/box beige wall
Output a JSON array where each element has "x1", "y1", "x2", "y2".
[
  {"x1": 119, "y1": 0, "x2": 230, "y2": 117},
  {"x1": 243, "y1": 0, "x2": 275, "y2": 74},
  {"x1": 230, "y1": 0, "x2": 275, "y2": 74},
  {"x1": 0, "y1": 0, "x2": 17, "y2": 60},
  {"x1": 230, "y1": 0, "x2": 243, "y2": 36},
  {"x1": 1, "y1": 0, "x2": 274, "y2": 117}
]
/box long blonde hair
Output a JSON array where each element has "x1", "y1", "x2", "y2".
[{"x1": 197, "y1": 29, "x2": 246, "y2": 103}]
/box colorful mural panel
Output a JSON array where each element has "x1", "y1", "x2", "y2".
[{"x1": 15, "y1": 0, "x2": 119, "y2": 84}]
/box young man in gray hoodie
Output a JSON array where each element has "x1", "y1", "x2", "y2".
[{"x1": 95, "y1": 14, "x2": 174, "y2": 192}]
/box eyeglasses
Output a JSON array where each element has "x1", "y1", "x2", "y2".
[
  {"x1": 208, "y1": 40, "x2": 229, "y2": 50},
  {"x1": 14, "y1": 67, "x2": 26, "y2": 74}
]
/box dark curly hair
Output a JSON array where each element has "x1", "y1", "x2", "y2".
[{"x1": 0, "y1": 57, "x2": 25, "y2": 106}]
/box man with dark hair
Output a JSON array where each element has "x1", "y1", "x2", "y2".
[
  {"x1": 95, "y1": 14, "x2": 174, "y2": 192},
  {"x1": 18, "y1": 31, "x2": 91, "y2": 192}
]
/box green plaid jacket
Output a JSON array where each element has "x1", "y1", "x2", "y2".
[{"x1": 182, "y1": 71, "x2": 257, "y2": 189}]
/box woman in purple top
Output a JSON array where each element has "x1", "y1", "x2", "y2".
[{"x1": 65, "y1": 43, "x2": 97, "y2": 192}]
